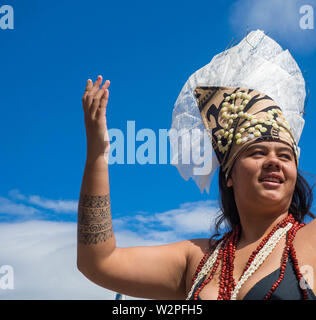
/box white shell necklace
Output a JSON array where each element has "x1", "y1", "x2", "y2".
[{"x1": 186, "y1": 221, "x2": 293, "y2": 300}]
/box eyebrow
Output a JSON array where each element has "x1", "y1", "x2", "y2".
[{"x1": 245, "y1": 144, "x2": 294, "y2": 155}]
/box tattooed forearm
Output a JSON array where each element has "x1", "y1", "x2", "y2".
[{"x1": 77, "y1": 194, "x2": 113, "y2": 245}]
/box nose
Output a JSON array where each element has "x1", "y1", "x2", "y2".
[{"x1": 262, "y1": 153, "x2": 281, "y2": 170}]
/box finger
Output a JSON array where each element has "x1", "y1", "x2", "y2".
[
  {"x1": 96, "y1": 88, "x2": 110, "y2": 119},
  {"x1": 85, "y1": 78, "x2": 93, "y2": 92},
  {"x1": 82, "y1": 79, "x2": 93, "y2": 103},
  {"x1": 100, "y1": 82, "x2": 110, "y2": 109},
  {"x1": 90, "y1": 90, "x2": 104, "y2": 118},
  {"x1": 95, "y1": 80, "x2": 110, "y2": 100},
  {"x1": 90, "y1": 75, "x2": 103, "y2": 95},
  {"x1": 85, "y1": 75, "x2": 104, "y2": 110},
  {"x1": 103, "y1": 79, "x2": 110, "y2": 90},
  {"x1": 91, "y1": 80, "x2": 110, "y2": 117}
]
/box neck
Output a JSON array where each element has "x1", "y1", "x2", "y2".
[{"x1": 237, "y1": 210, "x2": 289, "y2": 247}]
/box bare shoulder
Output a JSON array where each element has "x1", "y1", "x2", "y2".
[
  {"x1": 186, "y1": 238, "x2": 213, "y2": 255},
  {"x1": 294, "y1": 218, "x2": 316, "y2": 244},
  {"x1": 178, "y1": 238, "x2": 210, "y2": 268},
  {"x1": 185, "y1": 238, "x2": 214, "y2": 293},
  {"x1": 186, "y1": 238, "x2": 212, "y2": 268},
  {"x1": 293, "y1": 218, "x2": 316, "y2": 264},
  {"x1": 292, "y1": 218, "x2": 316, "y2": 295},
  {"x1": 300, "y1": 218, "x2": 316, "y2": 237}
]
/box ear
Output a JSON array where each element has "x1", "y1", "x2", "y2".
[{"x1": 226, "y1": 177, "x2": 233, "y2": 188}]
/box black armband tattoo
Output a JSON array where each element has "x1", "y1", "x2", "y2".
[{"x1": 77, "y1": 194, "x2": 113, "y2": 245}]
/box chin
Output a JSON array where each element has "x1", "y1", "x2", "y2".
[
  {"x1": 263, "y1": 193, "x2": 283, "y2": 202},
  {"x1": 250, "y1": 185, "x2": 280, "y2": 199},
  {"x1": 259, "y1": 189, "x2": 288, "y2": 204}
]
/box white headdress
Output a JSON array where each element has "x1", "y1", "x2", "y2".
[{"x1": 169, "y1": 29, "x2": 306, "y2": 194}]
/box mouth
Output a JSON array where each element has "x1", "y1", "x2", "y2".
[{"x1": 258, "y1": 177, "x2": 284, "y2": 188}]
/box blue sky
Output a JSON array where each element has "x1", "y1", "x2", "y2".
[{"x1": 0, "y1": 0, "x2": 316, "y2": 299}]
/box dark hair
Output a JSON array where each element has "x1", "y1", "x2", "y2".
[{"x1": 208, "y1": 167, "x2": 315, "y2": 252}]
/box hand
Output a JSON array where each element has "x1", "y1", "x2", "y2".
[{"x1": 82, "y1": 75, "x2": 111, "y2": 161}]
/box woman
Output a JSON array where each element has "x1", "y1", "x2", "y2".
[{"x1": 77, "y1": 30, "x2": 316, "y2": 300}]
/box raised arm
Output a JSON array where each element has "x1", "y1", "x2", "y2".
[{"x1": 77, "y1": 76, "x2": 190, "y2": 299}]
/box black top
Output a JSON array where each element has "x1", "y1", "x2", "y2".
[{"x1": 189, "y1": 256, "x2": 316, "y2": 300}]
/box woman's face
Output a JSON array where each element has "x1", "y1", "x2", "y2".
[{"x1": 227, "y1": 141, "x2": 297, "y2": 213}]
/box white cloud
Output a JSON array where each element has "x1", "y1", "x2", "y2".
[
  {"x1": 27, "y1": 195, "x2": 77, "y2": 213},
  {"x1": 4, "y1": 189, "x2": 77, "y2": 220},
  {"x1": 229, "y1": 0, "x2": 316, "y2": 54},
  {"x1": 0, "y1": 221, "x2": 158, "y2": 299},
  {"x1": 4, "y1": 191, "x2": 222, "y2": 235},
  {"x1": 113, "y1": 200, "x2": 222, "y2": 242},
  {"x1": 8, "y1": 189, "x2": 27, "y2": 201},
  {"x1": 0, "y1": 200, "x2": 221, "y2": 299},
  {"x1": 0, "y1": 197, "x2": 40, "y2": 218},
  {"x1": 153, "y1": 200, "x2": 220, "y2": 234}
]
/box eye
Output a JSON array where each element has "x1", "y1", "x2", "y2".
[
  {"x1": 279, "y1": 153, "x2": 292, "y2": 160},
  {"x1": 251, "y1": 150, "x2": 264, "y2": 156}
]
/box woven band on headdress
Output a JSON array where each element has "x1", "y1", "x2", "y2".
[{"x1": 194, "y1": 85, "x2": 299, "y2": 178}]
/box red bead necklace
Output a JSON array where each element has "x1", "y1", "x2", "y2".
[{"x1": 192, "y1": 214, "x2": 308, "y2": 300}]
